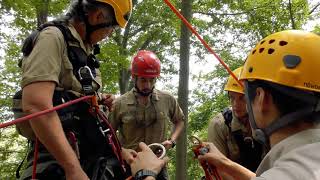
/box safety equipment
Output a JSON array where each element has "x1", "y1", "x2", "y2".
[
  {"x1": 131, "y1": 50, "x2": 161, "y2": 78},
  {"x1": 240, "y1": 30, "x2": 320, "y2": 93},
  {"x1": 240, "y1": 30, "x2": 320, "y2": 145},
  {"x1": 95, "y1": 0, "x2": 132, "y2": 28},
  {"x1": 224, "y1": 67, "x2": 244, "y2": 94}
]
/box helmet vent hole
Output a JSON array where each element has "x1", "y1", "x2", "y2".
[
  {"x1": 249, "y1": 67, "x2": 253, "y2": 73},
  {"x1": 260, "y1": 40, "x2": 266, "y2": 44},
  {"x1": 252, "y1": 50, "x2": 257, "y2": 55},
  {"x1": 269, "y1": 39, "x2": 275, "y2": 44},
  {"x1": 268, "y1": 48, "x2": 275, "y2": 54},
  {"x1": 279, "y1": 41, "x2": 288, "y2": 46},
  {"x1": 259, "y1": 48, "x2": 265, "y2": 53}
]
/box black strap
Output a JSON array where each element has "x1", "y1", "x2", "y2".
[
  {"x1": 15, "y1": 141, "x2": 31, "y2": 179},
  {"x1": 222, "y1": 108, "x2": 262, "y2": 171},
  {"x1": 21, "y1": 21, "x2": 101, "y2": 95},
  {"x1": 232, "y1": 130, "x2": 262, "y2": 171},
  {"x1": 222, "y1": 107, "x2": 233, "y2": 129}
]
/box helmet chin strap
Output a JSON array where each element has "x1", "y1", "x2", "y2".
[
  {"x1": 244, "y1": 82, "x2": 267, "y2": 145},
  {"x1": 244, "y1": 81, "x2": 320, "y2": 148},
  {"x1": 84, "y1": 22, "x2": 115, "y2": 44},
  {"x1": 77, "y1": 0, "x2": 116, "y2": 44}
]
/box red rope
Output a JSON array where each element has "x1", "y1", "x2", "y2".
[
  {"x1": 163, "y1": 0, "x2": 243, "y2": 87},
  {"x1": 31, "y1": 138, "x2": 39, "y2": 179},
  {"x1": 0, "y1": 95, "x2": 92, "y2": 129}
]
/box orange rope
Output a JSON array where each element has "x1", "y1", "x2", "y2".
[
  {"x1": 0, "y1": 95, "x2": 92, "y2": 129},
  {"x1": 163, "y1": 0, "x2": 243, "y2": 87}
]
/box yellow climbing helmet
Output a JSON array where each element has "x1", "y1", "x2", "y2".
[
  {"x1": 224, "y1": 66, "x2": 244, "y2": 94},
  {"x1": 95, "y1": 0, "x2": 132, "y2": 28},
  {"x1": 240, "y1": 30, "x2": 320, "y2": 93}
]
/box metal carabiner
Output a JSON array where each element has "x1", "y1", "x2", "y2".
[
  {"x1": 189, "y1": 135, "x2": 202, "y2": 146},
  {"x1": 78, "y1": 66, "x2": 94, "y2": 81}
]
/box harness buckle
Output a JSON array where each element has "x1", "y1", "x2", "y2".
[{"x1": 78, "y1": 66, "x2": 95, "y2": 95}]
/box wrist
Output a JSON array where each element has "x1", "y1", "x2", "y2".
[
  {"x1": 168, "y1": 138, "x2": 176, "y2": 148},
  {"x1": 143, "y1": 177, "x2": 156, "y2": 180},
  {"x1": 134, "y1": 169, "x2": 157, "y2": 180}
]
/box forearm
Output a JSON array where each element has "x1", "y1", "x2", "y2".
[
  {"x1": 29, "y1": 112, "x2": 81, "y2": 173},
  {"x1": 219, "y1": 157, "x2": 256, "y2": 180},
  {"x1": 171, "y1": 120, "x2": 184, "y2": 140}
]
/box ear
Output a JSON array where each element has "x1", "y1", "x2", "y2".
[
  {"x1": 255, "y1": 87, "x2": 267, "y2": 113},
  {"x1": 88, "y1": 9, "x2": 104, "y2": 24}
]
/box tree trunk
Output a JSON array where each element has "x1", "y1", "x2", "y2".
[
  {"x1": 119, "y1": 68, "x2": 131, "y2": 94},
  {"x1": 176, "y1": 0, "x2": 192, "y2": 179},
  {"x1": 36, "y1": 0, "x2": 49, "y2": 26}
]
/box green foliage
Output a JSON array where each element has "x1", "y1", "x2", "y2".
[{"x1": 0, "y1": 0, "x2": 319, "y2": 178}]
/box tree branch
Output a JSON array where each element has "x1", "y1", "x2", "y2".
[
  {"x1": 309, "y1": 2, "x2": 320, "y2": 15},
  {"x1": 194, "y1": 2, "x2": 274, "y2": 17},
  {"x1": 194, "y1": 11, "x2": 248, "y2": 16},
  {"x1": 288, "y1": 0, "x2": 296, "y2": 29}
]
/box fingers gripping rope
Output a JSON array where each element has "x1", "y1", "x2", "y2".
[{"x1": 190, "y1": 136, "x2": 222, "y2": 180}]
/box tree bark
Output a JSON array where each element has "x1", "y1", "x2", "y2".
[
  {"x1": 176, "y1": 0, "x2": 192, "y2": 179},
  {"x1": 36, "y1": 0, "x2": 49, "y2": 26},
  {"x1": 288, "y1": 0, "x2": 296, "y2": 29}
]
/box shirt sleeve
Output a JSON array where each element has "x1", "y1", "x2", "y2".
[
  {"x1": 109, "y1": 98, "x2": 121, "y2": 130},
  {"x1": 169, "y1": 96, "x2": 185, "y2": 124},
  {"x1": 207, "y1": 113, "x2": 229, "y2": 156},
  {"x1": 21, "y1": 27, "x2": 65, "y2": 88}
]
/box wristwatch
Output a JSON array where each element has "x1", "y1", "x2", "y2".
[
  {"x1": 134, "y1": 169, "x2": 157, "y2": 180},
  {"x1": 169, "y1": 138, "x2": 176, "y2": 148}
]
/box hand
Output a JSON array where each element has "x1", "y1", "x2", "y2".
[
  {"x1": 130, "y1": 142, "x2": 169, "y2": 176},
  {"x1": 122, "y1": 148, "x2": 137, "y2": 164},
  {"x1": 197, "y1": 142, "x2": 229, "y2": 168},
  {"x1": 161, "y1": 140, "x2": 173, "y2": 150},
  {"x1": 99, "y1": 93, "x2": 115, "y2": 111}
]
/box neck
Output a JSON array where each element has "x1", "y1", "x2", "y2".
[
  {"x1": 269, "y1": 121, "x2": 314, "y2": 147},
  {"x1": 70, "y1": 19, "x2": 86, "y2": 41},
  {"x1": 136, "y1": 94, "x2": 151, "y2": 105},
  {"x1": 238, "y1": 115, "x2": 252, "y2": 134},
  {"x1": 238, "y1": 115, "x2": 249, "y2": 125}
]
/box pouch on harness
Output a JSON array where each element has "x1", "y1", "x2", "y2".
[
  {"x1": 222, "y1": 108, "x2": 263, "y2": 171},
  {"x1": 12, "y1": 21, "x2": 128, "y2": 180}
]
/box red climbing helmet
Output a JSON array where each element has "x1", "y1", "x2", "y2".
[{"x1": 131, "y1": 50, "x2": 161, "y2": 78}]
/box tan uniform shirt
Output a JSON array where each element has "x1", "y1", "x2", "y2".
[
  {"x1": 20, "y1": 24, "x2": 101, "y2": 179},
  {"x1": 253, "y1": 128, "x2": 320, "y2": 180},
  {"x1": 21, "y1": 24, "x2": 101, "y2": 92},
  {"x1": 109, "y1": 88, "x2": 185, "y2": 150},
  {"x1": 207, "y1": 112, "x2": 249, "y2": 162}
]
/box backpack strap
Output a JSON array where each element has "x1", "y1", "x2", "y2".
[
  {"x1": 222, "y1": 107, "x2": 233, "y2": 130},
  {"x1": 221, "y1": 108, "x2": 262, "y2": 171},
  {"x1": 21, "y1": 21, "x2": 100, "y2": 95}
]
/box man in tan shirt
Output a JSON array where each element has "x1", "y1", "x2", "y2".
[
  {"x1": 199, "y1": 30, "x2": 320, "y2": 180},
  {"x1": 109, "y1": 50, "x2": 185, "y2": 179},
  {"x1": 208, "y1": 67, "x2": 263, "y2": 172},
  {"x1": 18, "y1": 0, "x2": 132, "y2": 179}
]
